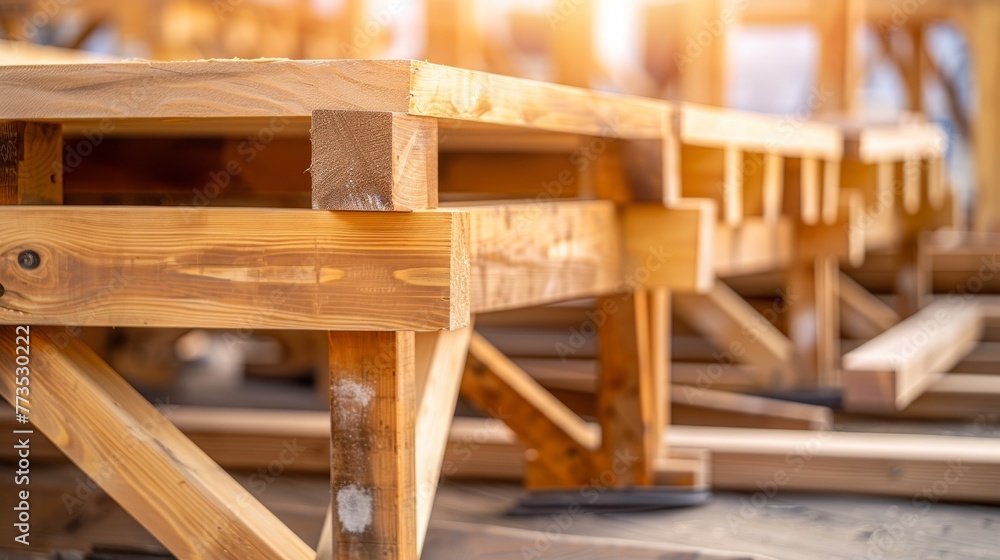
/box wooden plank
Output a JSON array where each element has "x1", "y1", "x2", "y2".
[
  {"x1": 902, "y1": 157, "x2": 921, "y2": 214},
  {"x1": 0, "y1": 121, "x2": 62, "y2": 204},
  {"x1": 899, "y1": 373, "x2": 1000, "y2": 419},
  {"x1": 714, "y1": 218, "x2": 793, "y2": 277},
  {"x1": 311, "y1": 111, "x2": 437, "y2": 211},
  {"x1": 597, "y1": 290, "x2": 655, "y2": 485},
  {"x1": 0, "y1": 60, "x2": 415, "y2": 122},
  {"x1": 327, "y1": 331, "x2": 417, "y2": 559},
  {"x1": 408, "y1": 61, "x2": 670, "y2": 139},
  {"x1": 839, "y1": 271, "x2": 900, "y2": 339},
  {"x1": 679, "y1": 104, "x2": 842, "y2": 159},
  {"x1": 413, "y1": 326, "x2": 472, "y2": 552},
  {"x1": 0, "y1": 207, "x2": 469, "y2": 331},
  {"x1": 670, "y1": 425, "x2": 1000, "y2": 503},
  {"x1": 788, "y1": 255, "x2": 841, "y2": 388},
  {"x1": 723, "y1": 147, "x2": 744, "y2": 226},
  {"x1": 622, "y1": 199, "x2": 716, "y2": 293},
  {"x1": 446, "y1": 200, "x2": 622, "y2": 313},
  {"x1": 821, "y1": 159, "x2": 840, "y2": 224},
  {"x1": 0, "y1": 326, "x2": 314, "y2": 559},
  {"x1": 674, "y1": 282, "x2": 794, "y2": 384},
  {"x1": 762, "y1": 153, "x2": 783, "y2": 223},
  {"x1": 673, "y1": 387, "x2": 833, "y2": 430},
  {"x1": 800, "y1": 157, "x2": 821, "y2": 224},
  {"x1": 842, "y1": 298, "x2": 983, "y2": 411},
  {"x1": 444, "y1": 418, "x2": 1000, "y2": 503},
  {"x1": 460, "y1": 331, "x2": 601, "y2": 489}
]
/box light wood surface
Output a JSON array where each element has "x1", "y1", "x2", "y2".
[
  {"x1": 0, "y1": 327, "x2": 314, "y2": 559},
  {"x1": 0, "y1": 206, "x2": 469, "y2": 331},
  {"x1": 311, "y1": 111, "x2": 438, "y2": 211},
  {"x1": 842, "y1": 298, "x2": 983, "y2": 411}
]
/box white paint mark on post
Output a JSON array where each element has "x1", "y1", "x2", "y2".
[
  {"x1": 337, "y1": 484, "x2": 373, "y2": 534},
  {"x1": 334, "y1": 379, "x2": 374, "y2": 406}
]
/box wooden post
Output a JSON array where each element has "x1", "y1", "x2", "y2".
[{"x1": 328, "y1": 331, "x2": 418, "y2": 559}]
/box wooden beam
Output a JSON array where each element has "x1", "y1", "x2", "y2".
[
  {"x1": 0, "y1": 207, "x2": 469, "y2": 331},
  {"x1": 821, "y1": 159, "x2": 840, "y2": 224},
  {"x1": 800, "y1": 157, "x2": 821, "y2": 225},
  {"x1": 670, "y1": 425, "x2": 1000, "y2": 503},
  {"x1": 714, "y1": 217, "x2": 793, "y2": 277},
  {"x1": 311, "y1": 110, "x2": 437, "y2": 211},
  {"x1": 459, "y1": 331, "x2": 601, "y2": 489},
  {"x1": 409, "y1": 61, "x2": 670, "y2": 139},
  {"x1": 762, "y1": 153, "x2": 784, "y2": 223},
  {"x1": 839, "y1": 271, "x2": 900, "y2": 339},
  {"x1": 327, "y1": 331, "x2": 417, "y2": 558},
  {"x1": 674, "y1": 282, "x2": 794, "y2": 384},
  {"x1": 679, "y1": 104, "x2": 843, "y2": 159},
  {"x1": 898, "y1": 373, "x2": 1000, "y2": 419},
  {"x1": 0, "y1": 121, "x2": 62, "y2": 204},
  {"x1": 0, "y1": 327, "x2": 314, "y2": 559},
  {"x1": 622, "y1": 199, "x2": 715, "y2": 292},
  {"x1": 673, "y1": 387, "x2": 833, "y2": 430},
  {"x1": 449, "y1": 200, "x2": 621, "y2": 313},
  {"x1": 723, "y1": 147, "x2": 744, "y2": 226},
  {"x1": 597, "y1": 290, "x2": 656, "y2": 485},
  {"x1": 842, "y1": 298, "x2": 982, "y2": 411},
  {"x1": 444, "y1": 418, "x2": 1000, "y2": 503},
  {"x1": 788, "y1": 255, "x2": 841, "y2": 387},
  {"x1": 414, "y1": 326, "x2": 472, "y2": 552}
]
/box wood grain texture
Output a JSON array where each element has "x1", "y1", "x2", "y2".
[
  {"x1": 0, "y1": 59, "x2": 413, "y2": 121},
  {"x1": 413, "y1": 326, "x2": 472, "y2": 552},
  {"x1": 446, "y1": 201, "x2": 622, "y2": 312},
  {"x1": 597, "y1": 290, "x2": 655, "y2": 485},
  {"x1": 409, "y1": 60, "x2": 670, "y2": 139},
  {"x1": 0, "y1": 121, "x2": 62, "y2": 204},
  {"x1": 842, "y1": 298, "x2": 982, "y2": 411},
  {"x1": 0, "y1": 206, "x2": 469, "y2": 331},
  {"x1": 328, "y1": 331, "x2": 417, "y2": 559},
  {"x1": 311, "y1": 111, "x2": 437, "y2": 211},
  {"x1": 788, "y1": 255, "x2": 841, "y2": 388},
  {"x1": 622, "y1": 199, "x2": 715, "y2": 293},
  {"x1": 0, "y1": 327, "x2": 314, "y2": 559}
]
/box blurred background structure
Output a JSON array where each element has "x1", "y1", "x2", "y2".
[{"x1": 0, "y1": 0, "x2": 993, "y2": 228}]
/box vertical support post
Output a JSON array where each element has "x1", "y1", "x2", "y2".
[
  {"x1": 789, "y1": 255, "x2": 841, "y2": 388},
  {"x1": 597, "y1": 290, "x2": 655, "y2": 485},
  {"x1": 328, "y1": 331, "x2": 418, "y2": 559}
]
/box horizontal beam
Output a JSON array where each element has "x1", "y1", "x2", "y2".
[
  {"x1": 622, "y1": 199, "x2": 716, "y2": 293},
  {"x1": 444, "y1": 419, "x2": 1000, "y2": 503},
  {"x1": 0, "y1": 206, "x2": 469, "y2": 331},
  {"x1": 680, "y1": 103, "x2": 843, "y2": 159},
  {"x1": 842, "y1": 299, "x2": 982, "y2": 411},
  {"x1": 409, "y1": 61, "x2": 670, "y2": 139},
  {"x1": 448, "y1": 201, "x2": 622, "y2": 313}
]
